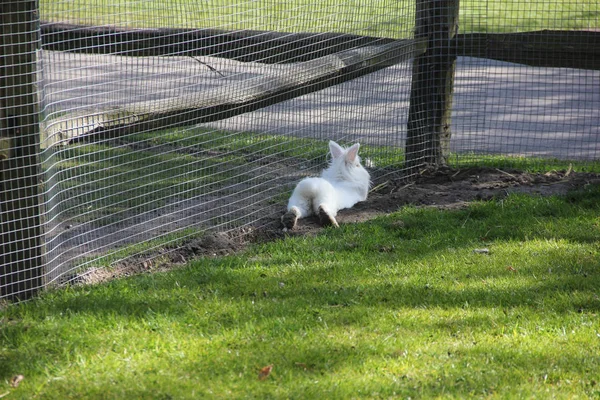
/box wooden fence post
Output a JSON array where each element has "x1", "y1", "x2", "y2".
[
  {"x1": 405, "y1": 0, "x2": 459, "y2": 171},
  {"x1": 0, "y1": 0, "x2": 45, "y2": 301}
]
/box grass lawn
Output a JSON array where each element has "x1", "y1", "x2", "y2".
[
  {"x1": 40, "y1": 0, "x2": 599, "y2": 35},
  {"x1": 42, "y1": 137, "x2": 250, "y2": 225},
  {"x1": 1, "y1": 183, "x2": 599, "y2": 398}
]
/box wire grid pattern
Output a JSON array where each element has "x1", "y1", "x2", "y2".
[
  {"x1": 1, "y1": 0, "x2": 599, "y2": 300},
  {"x1": 453, "y1": 0, "x2": 600, "y2": 161},
  {"x1": 34, "y1": 0, "x2": 415, "y2": 292},
  {"x1": 1, "y1": 1, "x2": 45, "y2": 300}
]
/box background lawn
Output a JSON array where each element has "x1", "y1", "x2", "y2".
[
  {"x1": 1, "y1": 184, "x2": 599, "y2": 398},
  {"x1": 40, "y1": 0, "x2": 599, "y2": 35}
]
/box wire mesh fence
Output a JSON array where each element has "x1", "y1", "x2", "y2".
[
  {"x1": 453, "y1": 1, "x2": 600, "y2": 163},
  {"x1": 1, "y1": 0, "x2": 598, "y2": 301},
  {"x1": 1, "y1": 1, "x2": 45, "y2": 301}
]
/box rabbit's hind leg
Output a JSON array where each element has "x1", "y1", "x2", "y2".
[
  {"x1": 281, "y1": 207, "x2": 301, "y2": 231},
  {"x1": 318, "y1": 205, "x2": 339, "y2": 228}
]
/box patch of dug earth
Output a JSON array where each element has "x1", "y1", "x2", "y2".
[
  {"x1": 277, "y1": 166, "x2": 600, "y2": 235},
  {"x1": 75, "y1": 231, "x2": 248, "y2": 285},
  {"x1": 74, "y1": 167, "x2": 600, "y2": 285}
]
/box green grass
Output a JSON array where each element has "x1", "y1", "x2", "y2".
[
  {"x1": 121, "y1": 128, "x2": 407, "y2": 169},
  {"x1": 480, "y1": 0, "x2": 599, "y2": 32},
  {"x1": 40, "y1": 128, "x2": 336, "y2": 233},
  {"x1": 124, "y1": 127, "x2": 600, "y2": 174},
  {"x1": 40, "y1": 0, "x2": 599, "y2": 35},
  {"x1": 42, "y1": 136, "x2": 250, "y2": 224},
  {"x1": 121, "y1": 128, "x2": 329, "y2": 166},
  {"x1": 448, "y1": 153, "x2": 600, "y2": 174},
  {"x1": 2, "y1": 184, "x2": 599, "y2": 398},
  {"x1": 41, "y1": 0, "x2": 415, "y2": 38}
]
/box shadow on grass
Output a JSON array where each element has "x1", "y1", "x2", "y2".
[
  {"x1": 8, "y1": 186, "x2": 600, "y2": 318},
  {"x1": 1, "y1": 185, "x2": 599, "y2": 396}
]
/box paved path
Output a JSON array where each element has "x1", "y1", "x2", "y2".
[{"x1": 42, "y1": 51, "x2": 600, "y2": 160}]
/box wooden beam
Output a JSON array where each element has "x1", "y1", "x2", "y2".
[
  {"x1": 456, "y1": 30, "x2": 600, "y2": 70},
  {"x1": 41, "y1": 23, "x2": 600, "y2": 70},
  {"x1": 0, "y1": 1, "x2": 45, "y2": 301},
  {"x1": 42, "y1": 38, "x2": 426, "y2": 147},
  {"x1": 41, "y1": 22, "x2": 396, "y2": 64}
]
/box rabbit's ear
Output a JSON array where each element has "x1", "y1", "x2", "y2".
[
  {"x1": 329, "y1": 141, "x2": 345, "y2": 159},
  {"x1": 346, "y1": 143, "x2": 360, "y2": 163}
]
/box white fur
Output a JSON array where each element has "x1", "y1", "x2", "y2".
[{"x1": 287, "y1": 141, "x2": 370, "y2": 219}]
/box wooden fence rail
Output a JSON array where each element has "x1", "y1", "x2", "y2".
[
  {"x1": 42, "y1": 38, "x2": 427, "y2": 147},
  {"x1": 41, "y1": 23, "x2": 600, "y2": 69},
  {"x1": 41, "y1": 23, "x2": 396, "y2": 63}
]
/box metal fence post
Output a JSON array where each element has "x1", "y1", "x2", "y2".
[
  {"x1": 405, "y1": 0, "x2": 460, "y2": 171},
  {"x1": 0, "y1": 0, "x2": 45, "y2": 301}
]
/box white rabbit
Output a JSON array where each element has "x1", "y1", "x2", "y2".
[{"x1": 282, "y1": 140, "x2": 370, "y2": 230}]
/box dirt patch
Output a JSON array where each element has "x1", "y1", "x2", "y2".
[
  {"x1": 73, "y1": 167, "x2": 600, "y2": 285},
  {"x1": 265, "y1": 166, "x2": 599, "y2": 236},
  {"x1": 74, "y1": 231, "x2": 248, "y2": 285}
]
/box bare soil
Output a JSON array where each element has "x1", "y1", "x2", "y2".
[{"x1": 76, "y1": 166, "x2": 599, "y2": 285}]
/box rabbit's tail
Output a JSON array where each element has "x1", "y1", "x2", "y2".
[{"x1": 287, "y1": 177, "x2": 336, "y2": 218}]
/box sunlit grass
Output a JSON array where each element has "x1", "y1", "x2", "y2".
[
  {"x1": 1, "y1": 184, "x2": 599, "y2": 398},
  {"x1": 40, "y1": 0, "x2": 599, "y2": 35},
  {"x1": 40, "y1": 0, "x2": 415, "y2": 38},
  {"x1": 448, "y1": 152, "x2": 600, "y2": 174}
]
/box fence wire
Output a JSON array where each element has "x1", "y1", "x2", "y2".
[
  {"x1": 1, "y1": 1, "x2": 45, "y2": 301},
  {"x1": 453, "y1": 1, "x2": 600, "y2": 163},
  {"x1": 0, "y1": 0, "x2": 598, "y2": 300}
]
